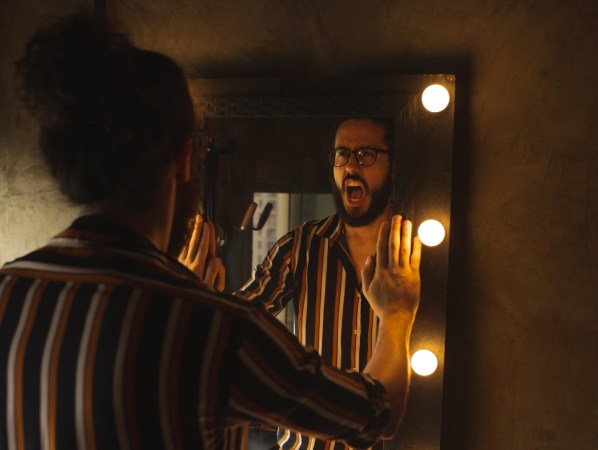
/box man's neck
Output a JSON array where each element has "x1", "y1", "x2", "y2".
[
  {"x1": 342, "y1": 204, "x2": 393, "y2": 282},
  {"x1": 90, "y1": 172, "x2": 176, "y2": 252},
  {"x1": 343, "y1": 203, "x2": 393, "y2": 245}
]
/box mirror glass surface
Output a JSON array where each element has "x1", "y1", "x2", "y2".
[{"x1": 190, "y1": 75, "x2": 455, "y2": 449}]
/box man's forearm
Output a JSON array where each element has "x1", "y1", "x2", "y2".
[{"x1": 363, "y1": 313, "x2": 414, "y2": 439}]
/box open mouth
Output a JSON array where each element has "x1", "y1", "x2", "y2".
[{"x1": 344, "y1": 179, "x2": 366, "y2": 202}]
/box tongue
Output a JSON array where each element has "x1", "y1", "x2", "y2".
[{"x1": 348, "y1": 186, "x2": 364, "y2": 200}]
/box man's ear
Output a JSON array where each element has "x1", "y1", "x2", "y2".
[{"x1": 175, "y1": 137, "x2": 193, "y2": 182}]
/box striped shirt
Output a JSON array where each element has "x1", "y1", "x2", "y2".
[
  {"x1": 0, "y1": 215, "x2": 390, "y2": 450},
  {"x1": 237, "y1": 214, "x2": 382, "y2": 450}
]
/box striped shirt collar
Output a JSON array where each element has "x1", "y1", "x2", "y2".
[
  {"x1": 3, "y1": 214, "x2": 210, "y2": 293},
  {"x1": 313, "y1": 213, "x2": 344, "y2": 246},
  {"x1": 53, "y1": 215, "x2": 161, "y2": 252}
]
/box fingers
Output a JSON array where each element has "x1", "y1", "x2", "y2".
[
  {"x1": 410, "y1": 235, "x2": 422, "y2": 271},
  {"x1": 399, "y1": 219, "x2": 412, "y2": 268},
  {"x1": 387, "y1": 215, "x2": 418, "y2": 270},
  {"x1": 215, "y1": 260, "x2": 226, "y2": 292},
  {"x1": 178, "y1": 243, "x2": 188, "y2": 262},
  {"x1": 208, "y1": 221, "x2": 217, "y2": 257},
  {"x1": 376, "y1": 221, "x2": 391, "y2": 269},
  {"x1": 205, "y1": 258, "x2": 218, "y2": 286},
  {"x1": 205, "y1": 257, "x2": 226, "y2": 292},
  {"x1": 193, "y1": 217, "x2": 211, "y2": 273},
  {"x1": 187, "y1": 214, "x2": 203, "y2": 261},
  {"x1": 389, "y1": 215, "x2": 402, "y2": 268},
  {"x1": 178, "y1": 215, "x2": 200, "y2": 262},
  {"x1": 177, "y1": 214, "x2": 227, "y2": 292}
]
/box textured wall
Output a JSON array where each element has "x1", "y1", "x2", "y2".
[
  {"x1": 1, "y1": 0, "x2": 597, "y2": 449},
  {"x1": 0, "y1": 0, "x2": 87, "y2": 264}
]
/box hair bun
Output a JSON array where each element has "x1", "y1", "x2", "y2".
[
  {"x1": 16, "y1": 12, "x2": 194, "y2": 207},
  {"x1": 16, "y1": 13, "x2": 134, "y2": 128}
]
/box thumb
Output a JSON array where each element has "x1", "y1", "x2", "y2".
[{"x1": 361, "y1": 254, "x2": 376, "y2": 291}]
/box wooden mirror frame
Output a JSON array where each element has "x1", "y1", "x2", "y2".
[{"x1": 189, "y1": 74, "x2": 455, "y2": 449}]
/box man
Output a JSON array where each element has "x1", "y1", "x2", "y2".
[
  {"x1": 238, "y1": 117, "x2": 399, "y2": 449},
  {"x1": 0, "y1": 13, "x2": 421, "y2": 450}
]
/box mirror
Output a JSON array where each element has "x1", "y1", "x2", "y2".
[{"x1": 189, "y1": 75, "x2": 455, "y2": 449}]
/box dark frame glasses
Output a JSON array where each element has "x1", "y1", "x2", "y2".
[{"x1": 328, "y1": 147, "x2": 391, "y2": 167}]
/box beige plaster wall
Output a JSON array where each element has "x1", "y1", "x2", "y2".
[
  {"x1": 1, "y1": 1, "x2": 596, "y2": 448},
  {"x1": 0, "y1": 0, "x2": 87, "y2": 264}
]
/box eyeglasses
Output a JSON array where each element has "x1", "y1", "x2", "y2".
[{"x1": 328, "y1": 147, "x2": 390, "y2": 167}]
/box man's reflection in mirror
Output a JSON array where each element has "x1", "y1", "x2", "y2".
[{"x1": 236, "y1": 117, "x2": 396, "y2": 450}]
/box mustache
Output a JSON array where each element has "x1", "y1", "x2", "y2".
[{"x1": 343, "y1": 174, "x2": 368, "y2": 190}]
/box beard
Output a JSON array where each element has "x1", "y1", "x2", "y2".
[
  {"x1": 167, "y1": 160, "x2": 202, "y2": 256},
  {"x1": 330, "y1": 170, "x2": 392, "y2": 227}
]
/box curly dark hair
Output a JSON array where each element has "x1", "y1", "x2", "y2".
[{"x1": 15, "y1": 13, "x2": 195, "y2": 208}]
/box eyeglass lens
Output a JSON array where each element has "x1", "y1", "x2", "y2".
[{"x1": 331, "y1": 149, "x2": 377, "y2": 167}]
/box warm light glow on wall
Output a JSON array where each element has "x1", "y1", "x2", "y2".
[
  {"x1": 417, "y1": 219, "x2": 445, "y2": 246},
  {"x1": 411, "y1": 349, "x2": 438, "y2": 376},
  {"x1": 421, "y1": 84, "x2": 450, "y2": 112}
]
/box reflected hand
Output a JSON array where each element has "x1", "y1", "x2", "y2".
[
  {"x1": 361, "y1": 215, "x2": 421, "y2": 320},
  {"x1": 178, "y1": 214, "x2": 226, "y2": 292}
]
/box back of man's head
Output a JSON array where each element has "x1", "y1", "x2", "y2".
[{"x1": 15, "y1": 13, "x2": 194, "y2": 209}]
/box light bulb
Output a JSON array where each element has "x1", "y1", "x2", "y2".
[
  {"x1": 411, "y1": 349, "x2": 438, "y2": 376},
  {"x1": 417, "y1": 220, "x2": 445, "y2": 246},
  {"x1": 421, "y1": 84, "x2": 450, "y2": 112}
]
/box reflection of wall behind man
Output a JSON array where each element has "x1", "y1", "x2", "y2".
[{"x1": 212, "y1": 117, "x2": 337, "y2": 292}]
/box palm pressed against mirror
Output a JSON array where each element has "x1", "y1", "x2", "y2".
[{"x1": 189, "y1": 75, "x2": 455, "y2": 450}]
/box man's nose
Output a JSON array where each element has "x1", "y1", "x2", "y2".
[{"x1": 345, "y1": 152, "x2": 361, "y2": 172}]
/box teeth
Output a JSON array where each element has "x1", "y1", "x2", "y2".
[{"x1": 346, "y1": 180, "x2": 362, "y2": 187}]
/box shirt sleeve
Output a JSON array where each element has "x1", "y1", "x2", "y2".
[
  {"x1": 234, "y1": 229, "x2": 296, "y2": 316},
  {"x1": 224, "y1": 302, "x2": 391, "y2": 448}
]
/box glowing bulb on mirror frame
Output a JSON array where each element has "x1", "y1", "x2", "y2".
[
  {"x1": 411, "y1": 349, "x2": 439, "y2": 376},
  {"x1": 421, "y1": 84, "x2": 450, "y2": 112},
  {"x1": 417, "y1": 219, "x2": 445, "y2": 247}
]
